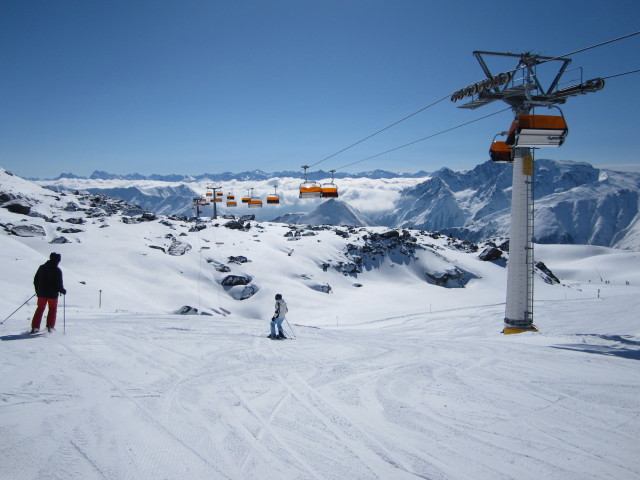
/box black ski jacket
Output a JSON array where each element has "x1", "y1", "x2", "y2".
[{"x1": 34, "y1": 260, "x2": 65, "y2": 298}]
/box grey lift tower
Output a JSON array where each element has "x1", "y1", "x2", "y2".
[{"x1": 453, "y1": 51, "x2": 604, "y2": 334}]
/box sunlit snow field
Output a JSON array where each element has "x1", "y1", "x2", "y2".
[{"x1": 1, "y1": 169, "x2": 639, "y2": 479}]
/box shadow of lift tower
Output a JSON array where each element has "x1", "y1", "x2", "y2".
[{"x1": 453, "y1": 50, "x2": 605, "y2": 334}]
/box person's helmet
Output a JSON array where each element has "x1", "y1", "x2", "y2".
[{"x1": 275, "y1": 293, "x2": 282, "y2": 300}]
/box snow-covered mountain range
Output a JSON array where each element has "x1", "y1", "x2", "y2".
[
  {"x1": 35, "y1": 159, "x2": 640, "y2": 250},
  {"x1": 383, "y1": 159, "x2": 640, "y2": 249}
]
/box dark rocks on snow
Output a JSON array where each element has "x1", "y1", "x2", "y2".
[
  {"x1": 57, "y1": 227, "x2": 83, "y2": 234},
  {"x1": 310, "y1": 283, "x2": 332, "y2": 294},
  {"x1": 189, "y1": 223, "x2": 207, "y2": 232},
  {"x1": 221, "y1": 274, "x2": 253, "y2": 286},
  {"x1": 240, "y1": 215, "x2": 255, "y2": 221},
  {"x1": 2, "y1": 199, "x2": 32, "y2": 215},
  {"x1": 149, "y1": 245, "x2": 166, "y2": 253},
  {"x1": 238, "y1": 285, "x2": 258, "y2": 300},
  {"x1": 50, "y1": 236, "x2": 71, "y2": 244},
  {"x1": 224, "y1": 220, "x2": 249, "y2": 230},
  {"x1": 425, "y1": 267, "x2": 474, "y2": 288},
  {"x1": 168, "y1": 239, "x2": 192, "y2": 256},
  {"x1": 228, "y1": 255, "x2": 249, "y2": 264},
  {"x1": 177, "y1": 306, "x2": 199, "y2": 315},
  {"x1": 536, "y1": 261, "x2": 560, "y2": 284},
  {"x1": 10, "y1": 224, "x2": 46, "y2": 237},
  {"x1": 66, "y1": 217, "x2": 86, "y2": 225},
  {"x1": 479, "y1": 246, "x2": 503, "y2": 262},
  {"x1": 140, "y1": 212, "x2": 158, "y2": 222}
]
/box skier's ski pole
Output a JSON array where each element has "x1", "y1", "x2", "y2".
[
  {"x1": 63, "y1": 294, "x2": 66, "y2": 335},
  {"x1": 284, "y1": 318, "x2": 296, "y2": 340},
  {"x1": 1, "y1": 294, "x2": 36, "y2": 325}
]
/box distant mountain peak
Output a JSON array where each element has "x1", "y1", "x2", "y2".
[{"x1": 272, "y1": 198, "x2": 373, "y2": 227}]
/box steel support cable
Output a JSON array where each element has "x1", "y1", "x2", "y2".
[
  {"x1": 601, "y1": 68, "x2": 640, "y2": 80},
  {"x1": 333, "y1": 107, "x2": 511, "y2": 171},
  {"x1": 307, "y1": 93, "x2": 451, "y2": 169},
  {"x1": 537, "y1": 30, "x2": 640, "y2": 66}
]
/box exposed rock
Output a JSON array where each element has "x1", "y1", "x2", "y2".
[
  {"x1": 224, "y1": 220, "x2": 246, "y2": 230},
  {"x1": 50, "y1": 236, "x2": 71, "y2": 244},
  {"x1": 177, "y1": 306, "x2": 199, "y2": 315},
  {"x1": 57, "y1": 227, "x2": 84, "y2": 234},
  {"x1": 479, "y1": 247, "x2": 503, "y2": 262},
  {"x1": 11, "y1": 224, "x2": 46, "y2": 237},
  {"x1": 149, "y1": 245, "x2": 166, "y2": 253},
  {"x1": 66, "y1": 217, "x2": 85, "y2": 225},
  {"x1": 536, "y1": 261, "x2": 560, "y2": 284},
  {"x1": 225, "y1": 284, "x2": 259, "y2": 300},
  {"x1": 425, "y1": 267, "x2": 474, "y2": 288},
  {"x1": 308, "y1": 282, "x2": 332, "y2": 294},
  {"x1": 189, "y1": 223, "x2": 207, "y2": 232},
  {"x1": 2, "y1": 199, "x2": 32, "y2": 215},
  {"x1": 221, "y1": 274, "x2": 253, "y2": 286},
  {"x1": 239, "y1": 284, "x2": 258, "y2": 300},
  {"x1": 168, "y1": 239, "x2": 192, "y2": 256},
  {"x1": 140, "y1": 212, "x2": 158, "y2": 222},
  {"x1": 228, "y1": 255, "x2": 249, "y2": 264}
]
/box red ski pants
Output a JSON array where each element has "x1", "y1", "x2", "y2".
[{"x1": 31, "y1": 297, "x2": 58, "y2": 329}]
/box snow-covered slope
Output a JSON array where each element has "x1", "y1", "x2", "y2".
[
  {"x1": 272, "y1": 198, "x2": 373, "y2": 227},
  {"x1": 2, "y1": 167, "x2": 640, "y2": 480}
]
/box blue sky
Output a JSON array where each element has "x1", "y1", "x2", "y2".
[{"x1": 1, "y1": 0, "x2": 639, "y2": 178}]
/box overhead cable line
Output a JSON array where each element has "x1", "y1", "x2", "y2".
[
  {"x1": 334, "y1": 107, "x2": 511, "y2": 171},
  {"x1": 307, "y1": 93, "x2": 451, "y2": 168},
  {"x1": 538, "y1": 30, "x2": 640, "y2": 65},
  {"x1": 601, "y1": 68, "x2": 640, "y2": 80}
]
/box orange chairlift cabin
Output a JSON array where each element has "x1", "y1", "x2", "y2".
[
  {"x1": 247, "y1": 188, "x2": 263, "y2": 208},
  {"x1": 489, "y1": 132, "x2": 513, "y2": 163},
  {"x1": 267, "y1": 186, "x2": 280, "y2": 205},
  {"x1": 505, "y1": 110, "x2": 568, "y2": 148},
  {"x1": 213, "y1": 191, "x2": 222, "y2": 202},
  {"x1": 226, "y1": 192, "x2": 237, "y2": 207},
  {"x1": 299, "y1": 165, "x2": 322, "y2": 199},
  {"x1": 320, "y1": 169, "x2": 339, "y2": 198},
  {"x1": 241, "y1": 190, "x2": 251, "y2": 204}
]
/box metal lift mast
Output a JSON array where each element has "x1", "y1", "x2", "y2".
[{"x1": 453, "y1": 51, "x2": 604, "y2": 334}]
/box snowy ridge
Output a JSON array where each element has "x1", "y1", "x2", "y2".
[
  {"x1": 272, "y1": 198, "x2": 373, "y2": 227},
  {"x1": 39, "y1": 159, "x2": 640, "y2": 250},
  {"x1": 384, "y1": 159, "x2": 640, "y2": 249},
  {"x1": 1, "y1": 167, "x2": 640, "y2": 479}
]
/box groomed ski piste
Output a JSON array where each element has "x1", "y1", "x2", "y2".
[{"x1": 1, "y1": 168, "x2": 639, "y2": 480}]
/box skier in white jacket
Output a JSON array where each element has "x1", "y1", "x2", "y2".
[{"x1": 269, "y1": 294, "x2": 288, "y2": 339}]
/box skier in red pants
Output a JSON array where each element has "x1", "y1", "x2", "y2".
[{"x1": 31, "y1": 252, "x2": 66, "y2": 334}]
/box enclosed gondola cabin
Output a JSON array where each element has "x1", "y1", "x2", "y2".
[
  {"x1": 227, "y1": 200, "x2": 237, "y2": 207},
  {"x1": 506, "y1": 114, "x2": 568, "y2": 148}
]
